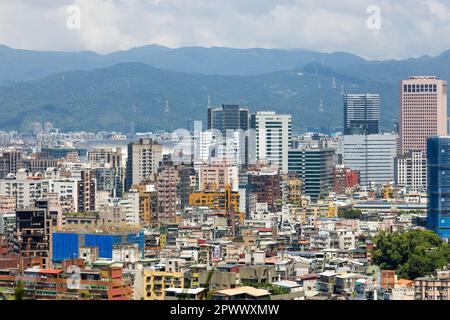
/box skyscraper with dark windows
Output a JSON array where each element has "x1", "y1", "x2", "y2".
[
  {"x1": 343, "y1": 93, "x2": 380, "y2": 135},
  {"x1": 427, "y1": 136, "x2": 450, "y2": 239},
  {"x1": 207, "y1": 104, "x2": 249, "y2": 135}
]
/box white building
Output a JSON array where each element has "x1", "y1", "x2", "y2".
[
  {"x1": 119, "y1": 191, "x2": 140, "y2": 226},
  {"x1": 394, "y1": 150, "x2": 427, "y2": 192},
  {"x1": 341, "y1": 134, "x2": 397, "y2": 187},
  {"x1": 251, "y1": 112, "x2": 292, "y2": 174},
  {"x1": 0, "y1": 169, "x2": 43, "y2": 208}
]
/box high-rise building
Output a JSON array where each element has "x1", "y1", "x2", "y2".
[
  {"x1": 427, "y1": 136, "x2": 450, "y2": 239},
  {"x1": 125, "y1": 138, "x2": 163, "y2": 191},
  {"x1": 88, "y1": 148, "x2": 123, "y2": 169},
  {"x1": 207, "y1": 104, "x2": 249, "y2": 135},
  {"x1": 0, "y1": 151, "x2": 23, "y2": 179},
  {"x1": 341, "y1": 134, "x2": 397, "y2": 187},
  {"x1": 400, "y1": 76, "x2": 447, "y2": 156},
  {"x1": 251, "y1": 112, "x2": 292, "y2": 174},
  {"x1": 16, "y1": 200, "x2": 52, "y2": 268},
  {"x1": 0, "y1": 169, "x2": 44, "y2": 208},
  {"x1": 77, "y1": 170, "x2": 96, "y2": 212},
  {"x1": 155, "y1": 156, "x2": 178, "y2": 224},
  {"x1": 394, "y1": 150, "x2": 427, "y2": 192},
  {"x1": 199, "y1": 161, "x2": 239, "y2": 192},
  {"x1": 288, "y1": 147, "x2": 335, "y2": 201},
  {"x1": 344, "y1": 93, "x2": 380, "y2": 135}
]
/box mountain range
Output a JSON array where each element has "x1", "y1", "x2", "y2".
[{"x1": 0, "y1": 44, "x2": 449, "y2": 132}]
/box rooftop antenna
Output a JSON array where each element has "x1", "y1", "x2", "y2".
[{"x1": 207, "y1": 95, "x2": 211, "y2": 108}]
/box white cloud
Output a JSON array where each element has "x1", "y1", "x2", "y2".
[{"x1": 0, "y1": 0, "x2": 449, "y2": 59}]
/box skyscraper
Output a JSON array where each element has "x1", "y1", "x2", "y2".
[
  {"x1": 427, "y1": 136, "x2": 450, "y2": 239},
  {"x1": 288, "y1": 147, "x2": 335, "y2": 200},
  {"x1": 207, "y1": 104, "x2": 249, "y2": 135},
  {"x1": 344, "y1": 93, "x2": 380, "y2": 135},
  {"x1": 125, "y1": 138, "x2": 163, "y2": 191},
  {"x1": 341, "y1": 134, "x2": 397, "y2": 187},
  {"x1": 400, "y1": 76, "x2": 447, "y2": 156},
  {"x1": 251, "y1": 112, "x2": 292, "y2": 174}
]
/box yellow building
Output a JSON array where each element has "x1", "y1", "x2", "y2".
[
  {"x1": 383, "y1": 185, "x2": 395, "y2": 199},
  {"x1": 132, "y1": 184, "x2": 157, "y2": 225},
  {"x1": 143, "y1": 270, "x2": 185, "y2": 300},
  {"x1": 284, "y1": 174, "x2": 303, "y2": 204},
  {"x1": 189, "y1": 185, "x2": 239, "y2": 213}
]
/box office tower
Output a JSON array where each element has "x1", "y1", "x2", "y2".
[
  {"x1": 394, "y1": 150, "x2": 427, "y2": 192},
  {"x1": 400, "y1": 76, "x2": 447, "y2": 155},
  {"x1": 77, "y1": 170, "x2": 96, "y2": 212},
  {"x1": 251, "y1": 112, "x2": 292, "y2": 174},
  {"x1": 427, "y1": 136, "x2": 450, "y2": 238},
  {"x1": 125, "y1": 138, "x2": 163, "y2": 191},
  {"x1": 288, "y1": 147, "x2": 335, "y2": 201},
  {"x1": 16, "y1": 201, "x2": 52, "y2": 268},
  {"x1": 207, "y1": 104, "x2": 249, "y2": 135},
  {"x1": 341, "y1": 134, "x2": 397, "y2": 187},
  {"x1": 344, "y1": 93, "x2": 380, "y2": 135},
  {"x1": 0, "y1": 151, "x2": 23, "y2": 178}
]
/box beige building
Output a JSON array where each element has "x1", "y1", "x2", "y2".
[
  {"x1": 143, "y1": 270, "x2": 185, "y2": 300},
  {"x1": 400, "y1": 76, "x2": 447, "y2": 156},
  {"x1": 199, "y1": 161, "x2": 239, "y2": 192},
  {"x1": 125, "y1": 139, "x2": 163, "y2": 191}
]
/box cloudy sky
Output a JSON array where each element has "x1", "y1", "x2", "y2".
[{"x1": 0, "y1": 0, "x2": 450, "y2": 60}]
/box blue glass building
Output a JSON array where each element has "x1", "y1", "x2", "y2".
[{"x1": 427, "y1": 136, "x2": 450, "y2": 238}]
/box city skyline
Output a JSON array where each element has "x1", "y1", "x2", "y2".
[{"x1": 1, "y1": 1, "x2": 450, "y2": 305}]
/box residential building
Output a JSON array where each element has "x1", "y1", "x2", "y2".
[
  {"x1": 394, "y1": 150, "x2": 427, "y2": 192},
  {"x1": 125, "y1": 138, "x2": 163, "y2": 191}
]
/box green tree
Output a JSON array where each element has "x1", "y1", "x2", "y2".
[
  {"x1": 338, "y1": 208, "x2": 363, "y2": 220},
  {"x1": 14, "y1": 281, "x2": 24, "y2": 300},
  {"x1": 372, "y1": 230, "x2": 450, "y2": 279}
]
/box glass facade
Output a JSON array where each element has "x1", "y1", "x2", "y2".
[
  {"x1": 427, "y1": 136, "x2": 450, "y2": 238},
  {"x1": 344, "y1": 94, "x2": 380, "y2": 135}
]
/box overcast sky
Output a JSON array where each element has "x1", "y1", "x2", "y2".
[{"x1": 1, "y1": 0, "x2": 450, "y2": 60}]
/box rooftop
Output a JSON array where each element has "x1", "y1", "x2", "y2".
[{"x1": 215, "y1": 286, "x2": 270, "y2": 297}]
